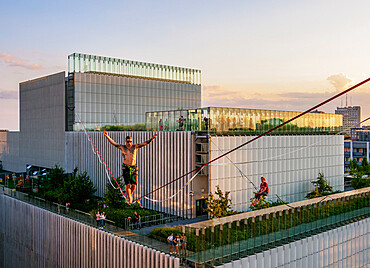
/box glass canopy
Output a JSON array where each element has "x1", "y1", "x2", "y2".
[{"x1": 68, "y1": 53, "x2": 201, "y2": 85}]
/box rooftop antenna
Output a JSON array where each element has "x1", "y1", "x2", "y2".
[
  {"x1": 341, "y1": 98, "x2": 343, "y2": 107},
  {"x1": 346, "y1": 94, "x2": 348, "y2": 107}
]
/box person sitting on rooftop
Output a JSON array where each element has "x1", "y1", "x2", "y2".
[{"x1": 252, "y1": 177, "x2": 269, "y2": 206}]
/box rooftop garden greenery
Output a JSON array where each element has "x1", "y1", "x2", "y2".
[
  {"x1": 2, "y1": 166, "x2": 160, "y2": 228},
  {"x1": 348, "y1": 158, "x2": 370, "y2": 189},
  {"x1": 100, "y1": 124, "x2": 146, "y2": 131}
]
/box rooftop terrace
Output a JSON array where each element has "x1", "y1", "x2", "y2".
[
  {"x1": 146, "y1": 107, "x2": 343, "y2": 135},
  {"x1": 182, "y1": 187, "x2": 370, "y2": 267},
  {"x1": 2, "y1": 185, "x2": 368, "y2": 267}
]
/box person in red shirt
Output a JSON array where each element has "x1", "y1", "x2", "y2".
[
  {"x1": 252, "y1": 177, "x2": 269, "y2": 206},
  {"x1": 96, "y1": 211, "x2": 101, "y2": 227}
]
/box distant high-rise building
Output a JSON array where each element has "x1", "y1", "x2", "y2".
[{"x1": 335, "y1": 106, "x2": 361, "y2": 136}]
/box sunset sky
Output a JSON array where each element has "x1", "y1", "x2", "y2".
[{"x1": 1, "y1": 0, "x2": 370, "y2": 130}]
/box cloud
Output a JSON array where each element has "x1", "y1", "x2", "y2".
[
  {"x1": 327, "y1": 73, "x2": 352, "y2": 91},
  {"x1": 0, "y1": 53, "x2": 42, "y2": 70},
  {"x1": 0, "y1": 89, "x2": 18, "y2": 99}
]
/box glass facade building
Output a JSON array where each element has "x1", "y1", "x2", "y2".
[
  {"x1": 66, "y1": 54, "x2": 201, "y2": 131},
  {"x1": 146, "y1": 107, "x2": 343, "y2": 135}
]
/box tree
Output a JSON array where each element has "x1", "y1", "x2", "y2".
[
  {"x1": 348, "y1": 159, "x2": 360, "y2": 175},
  {"x1": 104, "y1": 176, "x2": 127, "y2": 208},
  {"x1": 69, "y1": 168, "x2": 96, "y2": 205},
  {"x1": 204, "y1": 185, "x2": 233, "y2": 218},
  {"x1": 360, "y1": 157, "x2": 370, "y2": 173},
  {"x1": 348, "y1": 158, "x2": 370, "y2": 189},
  {"x1": 305, "y1": 172, "x2": 334, "y2": 199},
  {"x1": 351, "y1": 172, "x2": 370, "y2": 189},
  {"x1": 48, "y1": 165, "x2": 67, "y2": 188},
  {"x1": 39, "y1": 166, "x2": 96, "y2": 210}
]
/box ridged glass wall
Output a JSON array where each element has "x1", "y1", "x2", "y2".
[
  {"x1": 183, "y1": 189, "x2": 370, "y2": 267},
  {"x1": 146, "y1": 107, "x2": 343, "y2": 135},
  {"x1": 68, "y1": 53, "x2": 201, "y2": 85},
  {"x1": 71, "y1": 72, "x2": 201, "y2": 131}
]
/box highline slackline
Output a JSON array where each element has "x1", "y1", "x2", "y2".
[{"x1": 73, "y1": 110, "x2": 129, "y2": 202}]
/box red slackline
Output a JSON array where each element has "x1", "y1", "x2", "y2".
[{"x1": 76, "y1": 113, "x2": 128, "y2": 201}]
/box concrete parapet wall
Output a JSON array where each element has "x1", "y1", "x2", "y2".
[{"x1": 0, "y1": 194, "x2": 179, "y2": 268}]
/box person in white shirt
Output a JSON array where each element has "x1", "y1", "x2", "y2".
[{"x1": 167, "y1": 233, "x2": 174, "y2": 254}]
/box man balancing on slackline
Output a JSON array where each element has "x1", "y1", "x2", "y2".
[{"x1": 103, "y1": 131, "x2": 157, "y2": 205}]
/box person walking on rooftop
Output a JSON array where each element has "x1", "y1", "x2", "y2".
[
  {"x1": 96, "y1": 211, "x2": 101, "y2": 228},
  {"x1": 180, "y1": 233, "x2": 187, "y2": 255},
  {"x1": 159, "y1": 119, "x2": 163, "y2": 131},
  {"x1": 178, "y1": 116, "x2": 185, "y2": 131},
  {"x1": 100, "y1": 212, "x2": 106, "y2": 228},
  {"x1": 167, "y1": 233, "x2": 174, "y2": 254},
  {"x1": 134, "y1": 211, "x2": 141, "y2": 230}
]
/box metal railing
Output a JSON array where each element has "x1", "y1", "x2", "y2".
[
  {"x1": 183, "y1": 187, "x2": 370, "y2": 267},
  {"x1": 124, "y1": 213, "x2": 182, "y2": 230},
  {"x1": 0, "y1": 186, "x2": 184, "y2": 255},
  {"x1": 0, "y1": 186, "x2": 181, "y2": 230}
]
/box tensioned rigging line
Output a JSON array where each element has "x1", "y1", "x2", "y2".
[
  {"x1": 210, "y1": 114, "x2": 370, "y2": 208},
  {"x1": 143, "y1": 167, "x2": 204, "y2": 203},
  {"x1": 210, "y1": 138, "x2": 296, "y2": 209},
  {"x1": 133, "y1": 77, "x2": 370, "y2": 203},
  {"x1": 72, "y1": 110, "x2": 128, "y2": 201},
  {"x1": 209, "y1": 138, "x2": 258, "y2": 191},
  {"x1": 70, "y1": 108, "x2": 120, "y2": 190},
  {"x1": 144, "y1": 112, "x2": 370, "y2": 205},
  {"x1": 210, "y1": 115, "x2": 370, "y2": 167}
]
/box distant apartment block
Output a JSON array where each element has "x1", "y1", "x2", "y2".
[
  {"x1": 335, "y1": 106, "x2": 361, "y2": 138},
  {"x1": 357, "y1": 129, "x2": 370, "y2": 141},
  {"x1": 344, "y1": 128, "x2": 370, "y2": 173}
]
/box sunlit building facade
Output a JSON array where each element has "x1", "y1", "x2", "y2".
[
  {"x1": 146, "y1": 107, "x2": 343, "y2": 135},
  {"x1": 0, "y1": 54, "x2": 345, "y2": 219},
  {"x1": 66, "y1": 53, "x2": 201, "y2": 131}
]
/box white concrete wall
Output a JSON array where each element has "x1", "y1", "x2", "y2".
[
  {"x1": 20, "y1": 72, "x2": 66, "y2": 169},
  {"x1": 210, "y1": 135, "x2": 344, "y2": 211},
  {"x1": 65, "y1": 131, "x2": 194, "y2": 218},
  {"x1": 0, "y1": 131, "x2": 22, "y2": 171},
  {"x1": 0, "y1": 72, "x2": 66, "y2": 172},
  {"x1": 0, "y1": 194, "x2": 180, "y2": 268},
  {"x1": 216, "y1": 217, "x2": 369, "y2": 268}
]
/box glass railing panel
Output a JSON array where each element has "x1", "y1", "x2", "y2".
[{"x1": 182, "y1": 188, "x2": 370, "y2": 266}]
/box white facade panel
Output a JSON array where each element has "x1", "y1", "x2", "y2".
[
  {"x1": 65, "y1": 131, "x2": 194, "y2": 217},
  {"x1": 209, "y1": 135, "x2": 344, "y2": 211}
]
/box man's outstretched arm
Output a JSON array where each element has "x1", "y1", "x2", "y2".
[
  {"x1": 103, "y1": 131, "x2": 120, "y2": 147},
  {"x1": 137, "y1": 134, "x2": 158, "y2": 148}
]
